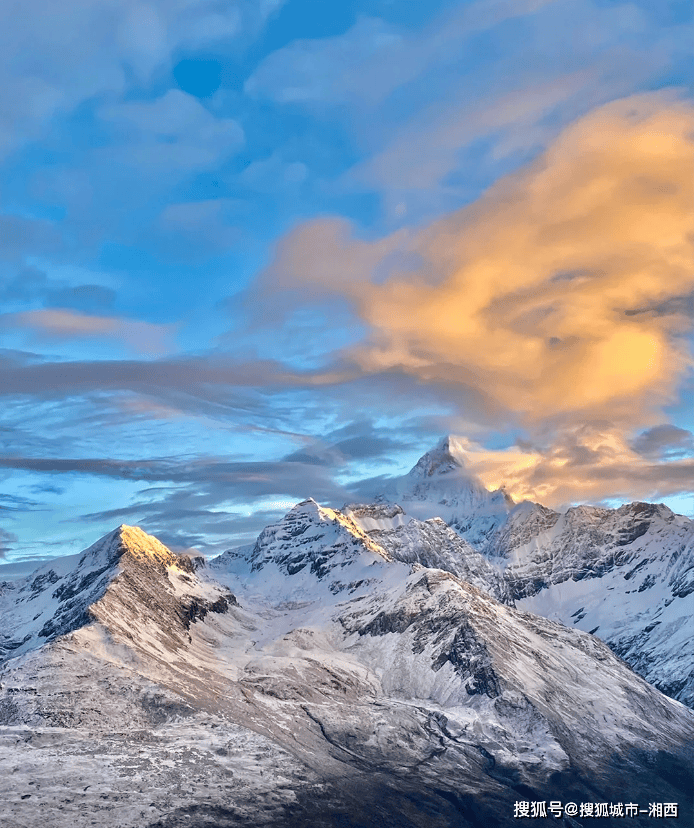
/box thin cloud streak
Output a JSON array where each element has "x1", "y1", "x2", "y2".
[{"x1": 4, "y1": 309, "x2": 176, "y2": 356}]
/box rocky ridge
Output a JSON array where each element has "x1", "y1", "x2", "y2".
[{"x1": 0, "y1": 440, "x2": 693, "y2": 826}]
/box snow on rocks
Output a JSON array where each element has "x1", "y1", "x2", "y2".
[{"x1": 1, "y1": 452, "x2": 694, "y2": 826}]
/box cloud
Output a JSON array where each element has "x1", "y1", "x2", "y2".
[
  {"x1": 632, "y1": 424, "x2": 694, "y2": 460},
  {"x1": 237, "y1": 152, "x2": 308, "y2": 193},
  {"x1": 23, "y1": 90, "x2": 246, "y2": 261},
  {"x1": 60, "y1": 454, "x2": 355, "y2": 552},
  {"x1": 0, "y1": 266, "x2": 117, "y2": 316},
  {"x1": 246, "y1": 0, "x2": 692, "y2": 224},
  {"x1": 282, "y1": 421, "x2": 407, "y2": 467},
  {"x1": 146, "y1": 198, "x2": 241, "y2": 263},
  {"x1": 347, "y1": 69, "x2": 614, "y2": 221},
  {"x1": 246, "y1": 15, "x2": 410, "y2": 106},
  {"x1": 0, "y1": 528, "x2": 18, "y2": 558},
  {"x1": 265, "y1": 91, "x2": 694, "y2": 427},
  {"x1": 0, "y1": 452, "x2": 352, "y2": 500},
  {"x1": 98, "y1": 90, "x2": 244, "y2": 174},
  {"x1": 0, "y1": 0, "x2": 281, "y2": 159},
  {"x1": 5, "y1": 309, "x2": 176, "y2": 356},
  {"x1": 0, "y1": 352, "x2": 295, "y2": 408},
  {"x1": 246, "y1": 1, "x2": 559, "y2": 108},
  {"x1": 0, "y1": 492, "x2": 44, "y2": 511},
  {"x1": 442, "y1": 427, "x2": 694, "y2": 509},
  {"x1": 245, "y1": 90, "x2": 694, "y2": 505}
]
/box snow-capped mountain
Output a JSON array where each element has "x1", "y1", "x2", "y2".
[
  {"x1": 345, "y1": 502, "x2": 512, "y2": 604},
  {"x1": 0, "y1": 524, "x2": 233, "y2": 667},
  {"x1": 493, "y1": 500, "x2": 694, "y2": 708},
  {"x1": 1, "y1": 510, "x2": 693, "y2": 827},
  {"x1": 211, "y1": 498, "x2": 510, "y2": 604},
  {"x1": 366, "y1": 438, "x2": 694, "y2": 710},
  {"x1": 382, "y1": 436, "x2": 513, "y2": 550}
]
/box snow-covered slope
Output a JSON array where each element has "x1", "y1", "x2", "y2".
[
  {"x1": 1, "y1": 506, "x2": 693, "y2": 826},
  {"x1": 368, "y1": 438, "x2": 693, "y2": 710},
  {"x1": 0, "y1": 524, "x2": 234, "y2": 666},
  {"x1": 492, "y1": 501, "x2": 694, "y2": 707},
  {"x1": 345, "y1": 502, "x2": 512, "y2": 604},
  {"x1": 382, "y1": 436, "x2": 513, "y2": 550},
  {"x1": 209, "y1": 499, "x2": 403, "y2": 607},
  {"x1": 209, "y1": 508, "x2": 694, "y2": 826}
]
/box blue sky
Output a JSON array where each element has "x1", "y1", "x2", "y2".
[{"x1": 1, "y1": 0, "x2": 693, "y2": 562}]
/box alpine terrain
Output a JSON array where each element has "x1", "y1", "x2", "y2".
[{"x1": 0, "y1": 439, "x2": 692, "y2": 828}]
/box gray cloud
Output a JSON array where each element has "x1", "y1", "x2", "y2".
[
  {"x1": 0, "y1": 353, "x2": 290, "y2": 401},
  {"x1": 625, "y1": 291, "x2": 694, "y2": 321},
  {"x1": 0, "y1": 492, "x2": 44, "y2": 511},
  {"x1": 71, "y1": 457, "x2": 354, "y2": 553},
  {"x1": 0, "y1": 452, "x2": 351, "y2": 501},
  {"x1": 632, "y1": 425, "x2": 694, "y2": 460},
  {"x1": 0, "y1": 267, "x2": 116, "y2": 312},
  {"x1": 0, "y1": 528, "x2": 18, "y2": 558},
  {"x1": 282, "y1": 421, "x2": 413, "y2": 467}
]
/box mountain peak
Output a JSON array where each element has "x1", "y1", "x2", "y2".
[
  {"x1": 378, "y1": 437, "x2": 514, "y2": 551},
  {"x1": 245, "y1": 500, "x2": 391, "y2": 581},
  {"x1": 409, "y1": 435, "x2": 469, "y2": 479},
  {"x1": 80, "y1": 524, "x2": 179, "y2": 569},
  {"x1": 289, "y1": 498, "x2": 321, "y2": 515}
]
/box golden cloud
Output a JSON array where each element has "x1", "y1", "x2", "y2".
[
  {"x1": 343, "y1": 91, "x2": 694, "y2": 427},
  {"x1": 452, "y1": 425, "x2": 694, "y2": 509}
]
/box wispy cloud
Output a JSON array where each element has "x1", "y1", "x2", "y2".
[
  {"x1": 0, "y1": 0, "x2": 280, "y2": 159},
  {"x1": 4, "y1": 309, "x2": 176, "y2": 356},
  {"x1": 247, "y1": 0, "x2": 692, "y2": 225},
  {"x1": 0, "y1": 528, "x2": 18, "y2": 558}
]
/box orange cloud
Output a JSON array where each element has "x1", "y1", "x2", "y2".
[
  {"x1": 344, "y1": 91, "x2": 694, "y2": 427},
  {"x1": 450, "y1": 427, "x2": 694, "y2": 509}
]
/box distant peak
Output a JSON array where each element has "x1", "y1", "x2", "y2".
[
  {"x1": 437, "y1": 435, "x2": 467, "y2": 455},
  {"x1": 115, "y1": 524, "x2": 153, "y2": 542},
  {"x1": 286, "y1": 498, "x2": 325, "y2": 519},
  {"x1": 409, "y1": 435, "x2": 470, "y2": 479}
]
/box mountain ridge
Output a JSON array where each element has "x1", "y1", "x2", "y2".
[{"x1": 1, "y1": 439, "x2": 693, "y2": 827}]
